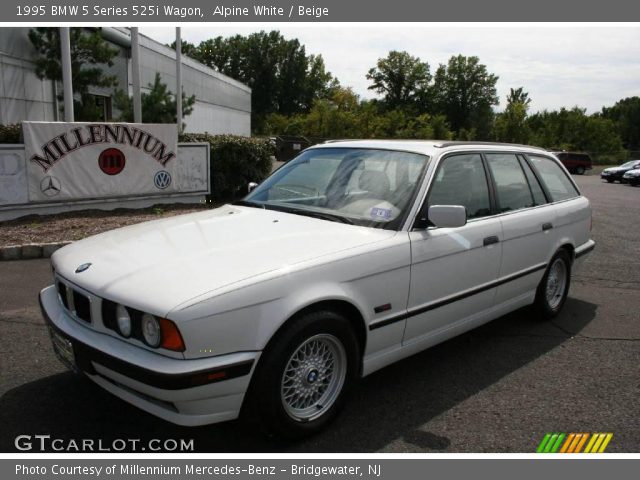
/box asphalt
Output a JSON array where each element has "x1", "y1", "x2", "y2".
[{"x1": 1, "y1": 174, "x2": 638, "y2": 453}]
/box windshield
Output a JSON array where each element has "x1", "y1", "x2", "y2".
[
  {"x1": 243, "y1": 147, "x2": 429, "y2": 229},
  {"x1": 621, "y1": 160, "x2": 640, "y2": 168}
]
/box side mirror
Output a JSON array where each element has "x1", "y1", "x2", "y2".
[
  {"x1": 428, "y1": 205, "x2": 467, "y2": 228},
  {"x1": 247, "y1": 182, "x2": 259, "y2": 193}
]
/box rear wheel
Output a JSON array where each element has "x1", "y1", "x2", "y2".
[
  {"x1": 533, "y1": 250, "x2": 571, "y2": 318},
  {"x1": 247, "y1": 310, "x2": 359, "y2": 438},
  {"x1": 606, "y1": 179, "x2": 614, "y2": 183},
  {"x1": 575, "y1": 166, "x2": 585, "y2": 175}
]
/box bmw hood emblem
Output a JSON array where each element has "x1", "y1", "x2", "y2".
[{"x1": 75, "y1": 263, "x2": 92, "y2": 273}]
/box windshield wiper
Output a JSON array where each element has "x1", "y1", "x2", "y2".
[
  {"x1": 232, "y1": 200, "x2": 265, "y2": 209},
  {"x1": 274, "y1": 206, "x2": 354, "y2": 225}
]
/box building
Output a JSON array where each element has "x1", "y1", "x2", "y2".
[{"x1": 0, "y1": 27, "x2": 251, "y2": 135}]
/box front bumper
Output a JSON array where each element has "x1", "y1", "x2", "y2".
[
  {"x1": 39, "y1": 285, "x2": 259, "y2": 426},
  {"x1": 601, "y1": 172, "x2": 622, "y2": 181}
]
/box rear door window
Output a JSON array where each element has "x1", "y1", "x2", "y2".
[
  {"x1": 485, "y1": 153, "x2": 535, "y2": 212},
  {"x1": 518, "y1": 156, "x2": 548, "y2": 206},
  {"x1": 528, "y1": 155, "x2": 580, "y2": 202}
]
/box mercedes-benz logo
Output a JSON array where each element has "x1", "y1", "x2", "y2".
[
  {"x1": 40, "y1": 176, "x2": 61, "y2": 197},
  {"x1": 75, "y1": 263, "x2": 92, "y2": 273},
  {"x1": 154, "y1": 170, "x2": 172, "y2": 190}
]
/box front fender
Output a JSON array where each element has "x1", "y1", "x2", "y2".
[{"x1": 171, "y1": 235, "x2": 411, "y2": 360}]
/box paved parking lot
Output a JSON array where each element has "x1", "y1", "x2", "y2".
[{"x1": 1, "y1": 175, "x2": 638, "y2": 453}]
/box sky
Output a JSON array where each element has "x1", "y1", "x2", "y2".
[{"x1": 140, "y1": 25, "x2": 640, "y2": 114}]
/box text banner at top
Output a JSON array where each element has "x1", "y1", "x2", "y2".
[{"x1": 3, "y1": 0, "x2": 640, "y2": 22}]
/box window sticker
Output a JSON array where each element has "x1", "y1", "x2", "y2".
[{"x1": 371, "y1": 207, "x2": 392, "y2": 220}]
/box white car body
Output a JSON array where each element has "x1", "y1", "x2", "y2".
[
  {"x1": 40, "y1": 140, "x2": 595, "y2": 427},
  {"x1": 622, "y1": 168, "x2": 640, "y2": 182}
]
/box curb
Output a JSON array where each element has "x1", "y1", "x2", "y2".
[{"x1": 0, "y1": 241, "x2": 73, "y2": 261}]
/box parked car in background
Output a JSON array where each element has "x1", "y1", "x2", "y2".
[
  {"x1": 601, "y1": 160, "x2": 640, "y2": 183},
  {"x1": 622, "y1": 167, "x2": 640, "y2": 186},
  {"x1": 550, "y1": 151, "x2": 593, "y2": 175},
  {"x1": 40, "y1": 141, "x2": 595, "y2": 437}
]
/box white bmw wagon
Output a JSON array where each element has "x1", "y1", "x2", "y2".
[{"x1": 40, "y1": 140, "x2": 595, "y2": 437}]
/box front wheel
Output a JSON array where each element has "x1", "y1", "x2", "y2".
[
  {"x1": 533, "y1": 250, "x2": 571, "y2": 318},
  {"x1": 247, "y1": 310, "x2": 359, "y2": 438},
  {"x1": 575, "y1": 166, "x2": 585, "y2": 175}
]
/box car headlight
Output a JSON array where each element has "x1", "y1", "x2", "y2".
[
  {"x1": 116, "y1": 305, "x2": 132, "y2": 337},
  {"x1": 141, "y1": 313, "x2": 161, "y2": 347}
]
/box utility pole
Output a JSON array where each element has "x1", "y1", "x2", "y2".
[
  {"x1": 59, "y1": 27, "x2": 74, "y2": 122},
  {"x1": 175, "y1": 27, "x2": 182, "y2": 135},
  {"x1": 131, "y1": 27, "x2": 142, "y2": 123}
]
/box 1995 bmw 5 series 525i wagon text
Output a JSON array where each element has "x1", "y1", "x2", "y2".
[{"x1": 40, "y1": 140, "x2": 595, "y2": 438}]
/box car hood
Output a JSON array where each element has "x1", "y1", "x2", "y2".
[
  {"x1": 604, "y1": 167, "x2": 628, "y2": 173},
  {"x1": 52, "y1": 205, "x2": 395, "y2": 316}
]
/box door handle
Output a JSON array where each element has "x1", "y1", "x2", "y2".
[
  {"x1": 542, "y1": 222, "x2": 554, "y2": 231},
  {"x1": 483, "y1": 235, "x2": 500, "y2": 246}
]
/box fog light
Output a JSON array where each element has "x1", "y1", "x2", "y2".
[
  {"x1": 141, "y1": 313, "x2": 161, "y2": 347},
  {"x1": 116, "y1": 305, "x2": 132, "y2": 337}
]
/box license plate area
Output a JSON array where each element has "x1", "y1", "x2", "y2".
[{"x1": 49, "y1": 327, "x2": 78, "y2": 373}]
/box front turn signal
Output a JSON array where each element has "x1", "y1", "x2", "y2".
[{"x1": 159, "y1": 318, "x2": 186, "y2": 352}]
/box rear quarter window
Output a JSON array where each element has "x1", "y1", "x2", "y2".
[{"x1": 528, "y1": 155, "x2": 580, "y2": 202}]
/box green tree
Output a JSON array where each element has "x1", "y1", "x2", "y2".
[
  {"x1": 431, "y1": 55, "x2": 499, "y2": 139},
  {"x1": 528, "y1": 107, "x2": 625, "y2": 163},
  {"x1": 113, "y1": 73, "x2": 195, "y2": 130},
  {"x1": 506, "y1": 87, "x2": 531, "y2": 107},
  {"x1": 366, "y1": 50, "x2": 431, "y2": 111},
  {"x1": 28, "y1": 28, "x2": 119, "y2": 121},
  {"x1": 600, "y1": 97, "x2": 640, "y2": 151},
  {"x1": 194, "y1": 31, "x2": 337, "y2": 132},
  {"x1": 493, "y1": 87, "x2": 532, "y2": 144},
  {"x1": 168, "y1": 39, "x2": 200, "y2": 59}
]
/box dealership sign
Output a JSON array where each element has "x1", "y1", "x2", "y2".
[{"x1": 23, "y1": 122, "x2": 178, "y2": 202}]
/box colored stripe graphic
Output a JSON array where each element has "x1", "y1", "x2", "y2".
[
  {"x1": 536, "y1": 433, "x2": 552, "y2": 453},
  {"x1": 573, "y1": 433, "x2": 589, "y2": 453},
  {"x1": 550, "y1": 433, "x2": 566, "y2": 453},
  {"x1": 584, "y1": 433, "x2": 599, "y2": 453},
  {"x1": 537, "y1": 433, "x2": 613, "y2": 453},
  {"x1": 536, "y1": 433, "x2": 566, "y2": 453},
  {"x1": 584, "y1": 433, "x2": 614, "y2": 453},
  {"x1": 560, "y1": 433, "x2": 576, "y2": 453},
  {"x1": 598, "y1": 433, "x2": 613, "y2": 453}
]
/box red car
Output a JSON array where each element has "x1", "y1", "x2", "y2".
[{"x1": 551, "y1": 151, "x2": 593, "y2": 175}]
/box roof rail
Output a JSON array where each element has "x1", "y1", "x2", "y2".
[{"x1": 434, "y1": 141, "x2": 545, "y2": 150}]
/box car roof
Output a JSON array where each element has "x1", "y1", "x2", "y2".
[
  {"x1": 311, "y1": 139, "x2": 549, "y2": 156},
  {"x1": 550, "y1": 151, "x2": 591, "y2": 155}
]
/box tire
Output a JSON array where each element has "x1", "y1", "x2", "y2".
[
  {"x1": 606, "y1": 179, "x2": 614, "y2": 183},
  {"x1": 575, "y1": 166, "x2": 585, "y2": 175},
  {"x1": 246, "y1": 310, "x2": 359, "y2": 439},
  {"x1": 533, "y1": 250, "x2": 572, "y2": 319}
]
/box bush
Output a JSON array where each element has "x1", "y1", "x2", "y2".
[
  {"x1": 180, "y1": 133, "x2": 274, "y2": 200},
  {"x1": 0, "y1": 124, "x2": 22, "y2": 144}
]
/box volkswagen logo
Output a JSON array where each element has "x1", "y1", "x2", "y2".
[
  {"x1": 75, "y1": 263, "x2": 92, "y2": 273},
  {"x1": 154, "y1": 170, "x2": 172, "y2": 190},
  {"x1": 40, "y1": 176, "x2": 62, "y2": 197}
]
